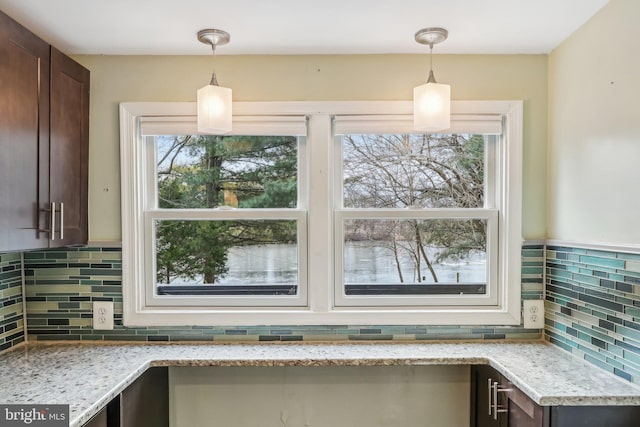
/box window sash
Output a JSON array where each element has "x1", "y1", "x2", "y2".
[
  {"x1": 332, "y1": 129, "x2": 500, "y2": 307},
  {"x1": 334, "y1": 134, "x2": 498, "y2": 210},
  {"x1": 144, "y1": 135, "x2": 307, "y2": 210},
  {"x1": 143, "y1": 210, "x2": 308, "y2": 307},
  {"x1": 141, "y1": 129, "x2": 308, "y2": 307},
  {"x1": 334, "y1": 209, "x2": 499, "y2": 307}
]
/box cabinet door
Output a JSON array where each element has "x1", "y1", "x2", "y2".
[
  {"x1": 82, "y1": 407, "x2": 108, "y2": 427},
  {"x1": 471, "y1": 365, "x2": 503, "y2": 427},
  {"x1": 120, "y1": 367, "x2": 169, "y2": 427},
  {"x1": 49, "y1": 47, "x2": 89, "y2": 246},
  {"x1": 472, "y1": 365, "x2": 548, "y2": 427},
  {"x1": 0, "y1": 10, "x2": 50, "y2": 251},
  {"x1": 502, "y1": 380, "x2": 546, "y2": 427},
  {"x1": 550, "y1": 406, "x2": 640, "y2": 427}
]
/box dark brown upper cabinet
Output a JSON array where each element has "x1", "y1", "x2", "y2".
[
  {"x1": 0, "y1": 10, "x2": 89, "y2": 251},
  {"x1": 0, "y1": 9, "x2": 51, "y2": 251},
  {"x1": 49, "y1": 46, "x2": 89, "y2": 247}
]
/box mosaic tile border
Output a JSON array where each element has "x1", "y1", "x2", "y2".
[
  {"x1": 0, "y1": 252, "x2": 25, "y2": 352},
  {"x1": 545, "y1": 245, "x2": 640, "y2": 384},
  {"x1": 20, "y1": 244, "x2": 544, "y2": 343}
]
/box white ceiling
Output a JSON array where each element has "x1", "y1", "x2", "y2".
[{"x1": 0, "y1": 0, "x2": 609, "y2": 55}]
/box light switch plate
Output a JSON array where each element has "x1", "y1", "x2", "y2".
[
  {"x1": 523, "y1": 300, "x2": 545, "y2": 329},
  {"x1": 93, "y1": 301, "x2": 114, "y2": 330}
]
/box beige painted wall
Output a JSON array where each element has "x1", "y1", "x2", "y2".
[
  {"x1": 73, "y1": 53, "x2": 547, "y2": 242},
  {"x1": 547, "y1": 0, "x2": 640, "y2": 244},
  {"x1": 169, "y1": 365, "x2": 470, "y2": 427}
]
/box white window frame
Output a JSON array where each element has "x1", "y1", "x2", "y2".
[
  {"x1": 333, "y1": 123, "x2": 500, "y2": 307},
  {"x1": 120, "y1": 100, "x2": 522, "y2": 326},
  {"x1": 142, "y1": 132, "x2": 308, "y2": 308}
]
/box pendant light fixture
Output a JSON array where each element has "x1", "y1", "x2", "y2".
[
  {"x1": 197, "y1": 29, "x2": 232, "y2": 134},
  {"x1": 413, "y1": 27, "x2": 450, "y2": 132}
]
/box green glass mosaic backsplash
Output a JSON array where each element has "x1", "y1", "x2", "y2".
[
  {"x1": 545, "y1": 245, "x2": 640, "y2": 384},
  {"x1": 6, "y1": 242, "x2": 640, "y2": 385},
  {"x1": 18, "y1": 245, "x2": 544, "y2": 343},
  {"x1": 0, "y1": 252, "x2": 24, "y2": 352}
]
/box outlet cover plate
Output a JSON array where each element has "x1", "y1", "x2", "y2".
[
  {"x1": 93, "y1": 301, "x2": 114, "y2": 330},
  {"x1": 523, "y1": 300, "x2": 545, "y2": 329}
]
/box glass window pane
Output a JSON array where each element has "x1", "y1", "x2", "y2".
[
  {"x1": 155, "y1": 219, "x2": 298, "y2": 296},
  {"x1": 156, "y1": 135, "x2": 298, "y2": 209},
  {"x1": 342, "y1": 218, "x2": 486, "y2": 295},
  {"x1": 342, "y1": 134, "x2": 485, "y2": 209}
]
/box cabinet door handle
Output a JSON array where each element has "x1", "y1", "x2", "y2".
[
  {"x1": 492, "y1": 381, "x2": 499, "y2": 420},
  {"x1": 493, "y1": 381, "x2": 514, "y2": 419},
  {"x1": 50, "y1": 202, "x2": 56, "y2": 241},
  {"x1": 487, "y1": 378, "x2": 493, "y2": 416},
  {"x1": 39, "y1": 202, "x2": 56, "y2": 240},
  {"x1": 59, "y1": 202, "x2": 64, "y2": 240}
]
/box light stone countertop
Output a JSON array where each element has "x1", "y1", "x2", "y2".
[{"x1": 1, "y1": 341, "x2": 640, "y2": 426}]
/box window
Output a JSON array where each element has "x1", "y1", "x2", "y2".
[
  {"x1": 335, "y1": 131, "x2": 498, "y2": 307},
  {"x1": 120, "y1": 101, "x2": 522, "y2": 326},
  {"x1": 147, "y1": 132, "x2": 306, "y2": 307}
]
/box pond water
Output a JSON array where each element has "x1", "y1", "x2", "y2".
[{"x1": 215, "y1": 242, "x2": 485, "y2": 285}]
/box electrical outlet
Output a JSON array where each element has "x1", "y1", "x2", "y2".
[
  {"x1": 93, "y1": 301, "x2": 114, "y2": 330},
  {"x1": 523, "y1": 300, "x2": 545, "y2": 329}
]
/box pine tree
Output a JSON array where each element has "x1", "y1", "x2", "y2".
[{"x1": 155, "y1": 134, "x2": 297, "y2": 285}]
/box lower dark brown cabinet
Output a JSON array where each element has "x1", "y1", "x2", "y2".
[
  {"x1": 82, "y1": 407, "x2": 107, "y2": 427},
  {"x1": 120, "y1": 367, "x2": 168, "y2": 427},
  {"x1": 471, "y1": 364, "x2": 512, "y2": 427},
  {"x1": 547, "y1": 406, "x2": 640, "y2": 427},
  {"x1": 471, "y1": 365, "x2": 640, "y2": 427},
  {"x1": 82, "y1": 367, "x2": 168, "y2": 427}
]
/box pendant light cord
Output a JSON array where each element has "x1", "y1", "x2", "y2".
[
  {"x1": 209, "y1": 44, "x2": 219, "y2": 86},
  {"x1": 427, "y1": 42, "x2": 437, "y2": 84},
  {"x1": 430, "y1": 43, "x2": 433, "y2": 73}
]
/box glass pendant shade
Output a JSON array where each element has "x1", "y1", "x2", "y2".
[
  {"x1": 413, "y1": 81, "x2": 450, "y2": 132},
  {"x1": 413, "y1": 27, "x2": 450, "y2": 133},
  {"x1": 197, "y1": 83, "x2": 232, "y2": 134},
  {"x1": 196, "y1": 29, "x2": 232, "y2": 134}
]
